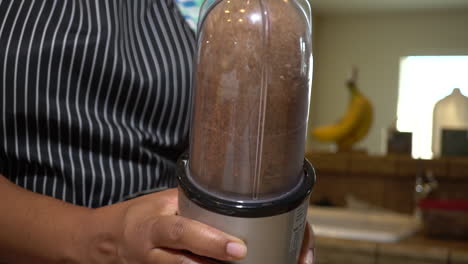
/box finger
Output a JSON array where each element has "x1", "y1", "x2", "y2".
[
  {"x1": 299, "y1": 222, "x2": 315, "y2": 264},
  {"x1": 152, "y1": 215, "x2": 247, "y2": 261},
  {"x1": 157, "y1": 188, "x2": 179, "y2": 214},
  {"x1": 144, "y1": 188, "x2": 179, "y2": 215},
  {"x1": 150, "y1": 248, "x2": 220, "y2": 264},
  {"x1": 158, "y1": 188, "x2": 179, "y2": 204},
  {"x1": 309, "y1": 222, "x2": 316, "y2": 250}
]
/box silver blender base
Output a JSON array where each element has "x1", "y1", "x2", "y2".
[{"x1": 179, "y1": 190, "x2": 310, "y2": 264}]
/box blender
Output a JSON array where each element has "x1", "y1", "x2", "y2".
[{"x1": 177, "y1": 0, "x2": 314, "y2": 263}]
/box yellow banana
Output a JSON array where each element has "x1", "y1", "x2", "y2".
[
  {"x1": 337, "y1": 100, "x2": 373, "y2": 149},
  {"x1": 312, "y1": 82, "x2": 373, "y2": 144}
]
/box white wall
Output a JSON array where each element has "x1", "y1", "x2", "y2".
[{"x1": 307, "y1": 9, "x2": 468, "y2": 154}]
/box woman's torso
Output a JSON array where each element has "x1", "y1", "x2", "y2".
[{"x1": 0, "y1": 0, "x2": 195, "y2": 207}]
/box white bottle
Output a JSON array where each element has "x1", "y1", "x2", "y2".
[{"x1": 432, "y1": 88, "x2": 468, "y2": 157}]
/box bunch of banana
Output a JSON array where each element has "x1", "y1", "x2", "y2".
[{"x1": 312, "y1": 69, "x2": 373, "y2": 150}]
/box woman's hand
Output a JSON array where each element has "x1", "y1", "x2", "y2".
[
  {"x1": 85, "y1": 187, "x2": 314, "y2": 264},
  {"x1": 299, "y1": 222, "x2": 315, "y2": 264},
  {"x1": 86, "y1": 188, "x2": 247, "y2": 264}
]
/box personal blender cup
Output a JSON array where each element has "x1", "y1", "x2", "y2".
[{"x1": 177, "y1": 0, "x2": 314, "y2": 263}]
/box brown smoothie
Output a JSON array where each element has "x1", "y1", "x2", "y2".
[{"x1": 189, "y1": 0, "x2": 312, "y2": 200}]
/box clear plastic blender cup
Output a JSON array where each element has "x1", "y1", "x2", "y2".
[{"x1": 188, "y1": 0, "x2": 313, "y2": 201}]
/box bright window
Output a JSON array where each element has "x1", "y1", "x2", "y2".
[{"x1": 397, "y1": 56, "x2": 468, "y2": 159}]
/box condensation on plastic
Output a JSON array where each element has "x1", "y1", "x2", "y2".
[
  {"x1": 432, "y1": 88, "x2": 468, "y2": 157},
  {"x1": 188, "y1": 0, "x2": 313, "y2": 200}
]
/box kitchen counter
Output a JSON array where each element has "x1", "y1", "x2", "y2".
[
  {"x1": 306, "y1": 152, "x2": 468, "y2": 216},
  {"x1": 403, "y1": 234, "x2": 468, "y2": 251},
  {"x1": 315, "y1": 234, "x2": 468, "y2": 264}
]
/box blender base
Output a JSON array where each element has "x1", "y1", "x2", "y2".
[{"x1": 178, "y1": 189, "x2": 310, "y2": 264}]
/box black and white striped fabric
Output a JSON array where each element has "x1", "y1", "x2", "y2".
[{"x1": 0, "y1": 0, "x2": 196, "y2": 208}]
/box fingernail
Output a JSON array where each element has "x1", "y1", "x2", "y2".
[
  {"x1": 305, "y1": 249, "x2": 314, "y2": 264},
  {"x1": 226, "y1": 242, "x2": 247, "y2": 259}
]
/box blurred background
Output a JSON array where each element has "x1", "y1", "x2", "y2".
[
  {"x1": 305, "y1": 1, "x2": 468, "y2": 263},
  {"x1": 307, "y1": 0, "x2": 468, "y2": 156}
]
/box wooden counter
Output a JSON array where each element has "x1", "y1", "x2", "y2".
[
  {"x1": 315, "y1": 234, "x2": 468, "y2": 264},
  {"x1": 306, "y1": 152, "x2": 468, "y2": 214},
  {"x1": 305, "y1": 152, "x2": 468, "y2": 180}
]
